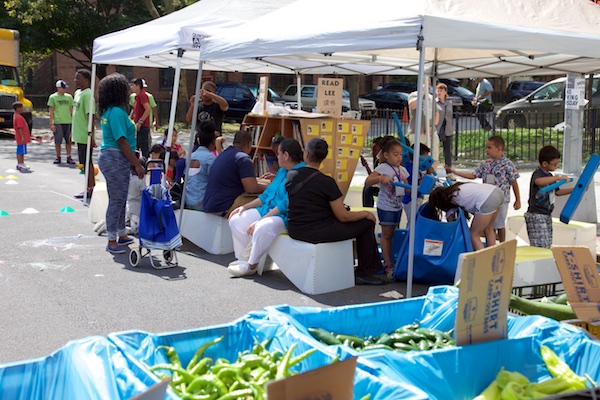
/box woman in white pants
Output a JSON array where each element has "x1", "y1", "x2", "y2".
[{"x1": 227, "y1": 138, "x2": 305, "y2": 276}]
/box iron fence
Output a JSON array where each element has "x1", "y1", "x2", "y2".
[{"x1": 365, "y1": 107, "x2": 600, "y2": 164}]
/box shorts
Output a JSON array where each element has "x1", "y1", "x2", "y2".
[
  {"x1": 54, "y1": 124, "x2": 72, "y2": 144},
  {"x1": 524, "y1": 212, "x2": 553, "y2": 249},
  {"x1": 377, "y1": 207, "x2": 402, "y2": 226},
  {"x1": 492, "y1": 202, "x2": 509, "y2": 229},
  {"x1": 77, "y1": 143, "x2": 94, "y2": 169},
  {"x1": 16, "y1": 144, "x2": 27, "y2": 155},
  {"x1": 479, "y1": 187, "x2": 504, "y2": 215}
]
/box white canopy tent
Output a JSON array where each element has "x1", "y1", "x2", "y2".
[
  {"x1": 196, "y1": 0, "x2": 600, "y2": 296},
  {"x1": 91, "y1": 0, "x2": 600, "y2": 295}
]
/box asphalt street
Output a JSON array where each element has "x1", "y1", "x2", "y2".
[{"x1": 0, "y1": 120, "x2": 429, "y2": 364}]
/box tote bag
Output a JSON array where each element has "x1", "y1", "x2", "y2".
[
  {"x1": 139, "y1": 187, "x2": 183, "y2": 250},
  {"x1": 393, "y1": 203, "x2": 473, "y2": 284}
]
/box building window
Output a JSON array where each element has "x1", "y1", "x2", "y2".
[
  {"x1": 159, "y1": 68, "x2": 175, "y2": 89},
  {"x1": 242, "y1": 73, "x2": 258, "y2": 87},
  {"x1": 116, "y1": 66, "x2": 133, "y2": 81}
]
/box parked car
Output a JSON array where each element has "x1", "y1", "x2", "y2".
[
  {"x1": 215, "y1": 82, "x2": 256, "y2": 122},
  {"x1": 382, "y1": 80, "x2": 470, "y2": 112},
  {"x1": 359, "y1": 90, "x2": 409, "y2": 110},
  {"x1": 249, "y1": 86, "x2": 284, "y2": 105},
  {"x1": 495, "y1": 75, "x2": 600, "y2": 129},
  {"x1": 505, "y1": 81, "x2": 545, "y2": 102},
  {"x1": 281, "y1": 84, "x2": 377, "y2": 116}
]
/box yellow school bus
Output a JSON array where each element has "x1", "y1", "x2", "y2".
[{"x1": 0, "y1": 29, "x2": 33, "y2": 131}]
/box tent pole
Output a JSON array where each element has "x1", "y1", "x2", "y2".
[
  {"x1": 295, "y1": 72, "x2": 302, "y2": 111},
  {"x1": 178, "y1": 49, "x2": 204, "y2": 225},
  {"x1": 163, "y1": 49, "x2": 184, "y2": 189},
  {"x1": 407, "y1": 36, "x2": 426, "y2": 299},
  {"x1": 83, "y1": 63, "x2": 97, "y2": 205}
]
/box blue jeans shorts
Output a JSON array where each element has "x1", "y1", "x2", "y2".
[
  {"x1": 377, "y1": 207, "x2": 402, "y2": 226},
  {"x1": 16, "y1": 144, "x2": 27, "y2": 155}
]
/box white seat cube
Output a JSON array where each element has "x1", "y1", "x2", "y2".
[
  {"x1": 268, "y1": 235, "x2": 355, "y2": 295},
  {"x1": 88, "y1": 181, "x2": 108, "y2": 223},
  {"x1": 176, "y1": 209, "x2": 233, "y2": 255}
]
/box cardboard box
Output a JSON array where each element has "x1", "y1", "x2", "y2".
[
  {"x1": 267, "y1": 357, "x2": 356, "y2": 400},
  {"x1": 455, "y1": 240, "x2": 516, "y2": 345},
  {"x1": 551, "y1": 246, "x2": 600, "y2": 324}
]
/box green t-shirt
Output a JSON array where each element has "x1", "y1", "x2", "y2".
[
  {"x1": 72, "y1": 88, "x2": 94, "y2": 144},
  {"x1": 100, "y1": 106, "x2": 136, "y2": 151},
  {"x1": 129, "y1": 91, "x2": 157, "y2": 125},
  {"x1": 47, "y1": 92, "x2": 74, "y2": 124}
]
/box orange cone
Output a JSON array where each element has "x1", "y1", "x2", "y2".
[{"x1": 401, "y1": 105, "x2": 409, "y2": 123}]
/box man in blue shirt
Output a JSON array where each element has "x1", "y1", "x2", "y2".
[
  {"x1": 473, "y1": 77, "x2": 494, "y2": 130},
  {"x1": 203, "y1": 130, "x2": 265, "y2": 216}
]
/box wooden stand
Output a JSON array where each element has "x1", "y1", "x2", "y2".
[{"x1": 241, "y1": 114, "x2": 370, "y2": 196}]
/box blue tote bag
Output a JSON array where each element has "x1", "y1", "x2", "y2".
[
  {"x1": 393, "y1": 203, "x2": 473, "y2": 284},
  {"x1": 139, "y1": 185, "x2": 182, "y2": 250}
]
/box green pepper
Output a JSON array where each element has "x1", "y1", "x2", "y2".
[
  {"x1": 186, "y1": 375, "x2": 227, "y2": 396},
  {"x1": 288, "y1": 348, "x2": 317, "y2": 369},
  {"x1": 336, "y1": 334, "x2": 365, "y2": 347},
  {"x1": 275, "y1": 343, "x2": 297, "y2": 380},
  {"x1": 540, "y1": 345, "x2": 587, "y2": 390},
  {"x1": 186, "y1": 336, "x2": 224, "y2": 371},
  {"x1": 215, "y1": 388, "x2": 253, "y2": 400},
  {"x1": 308, "y1": 327, "x2": 342, "y2": 345}
]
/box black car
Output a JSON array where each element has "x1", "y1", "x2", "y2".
[
  {"x1": 381, "y1": 81, "x2": 418, "y2": 93},
  {"x1": 505, "y1": 81, "x2": 545, "y2": 102},
  {"x1": 360, "y1": 90, "x2": 409, "y2": 110},
  {"x1": 445, "y1": 85, "x2": 477, "y2": 113},
  {"x1": 216, "y1": 82, "x2": 256, "y2": 122}
]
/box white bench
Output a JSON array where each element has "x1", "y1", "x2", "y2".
[
  {"x1": 176, "y1": 209, "x2": 233, "y2": 255},
  {"x1": 506, "y1": 215, "x2": 596, "y2": 258},
  {"x1": 88, "y1": 181, "x2": 108, "y2": 223},
  {"x1": 267, "y1": 234, "x2": 355, "y2": 295}
]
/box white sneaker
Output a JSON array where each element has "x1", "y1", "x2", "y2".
[{"x1": 227, "y1": 261, "x2": 257, "y2": 277}]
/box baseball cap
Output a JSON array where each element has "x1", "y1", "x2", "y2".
[{"x1": 56, "y1": 80, "x2": 68, "y2": 89}]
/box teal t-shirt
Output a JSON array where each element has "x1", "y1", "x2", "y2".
[
  {"x1": 100, "y1": 106, "x2": 136, "y2": 151},
  {"x1": 72, "y1": 88, "x2": 94, "y2": 144},
  {"x1": 47, "y1": 92, "x2": 74, "y2": 124}
]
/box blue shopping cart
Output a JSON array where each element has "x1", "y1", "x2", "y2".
[{"x1": 128, "y1": 160, "x2": 182, "y2": 269}]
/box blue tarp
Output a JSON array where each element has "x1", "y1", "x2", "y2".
[
  {"x1": 0, "y1": 336, "x2": 159, "y2": 400},
  {"x1": 108, "y1": 311, "x2": 428, "y2": 400},
  {"x1": 2, "y1": 286, "x2": 599, "y2": 400}
]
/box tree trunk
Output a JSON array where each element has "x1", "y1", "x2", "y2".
[{"x1": 347, "y1": 75, "x2": 360, "y2": 110}]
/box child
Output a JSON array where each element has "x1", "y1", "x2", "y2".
[
  {"x1": 428, "y1": 182, "x2": 504, "y2": 251},
  {"x1": 361, "y1": 136, "x2": 385, "y2": 207},
  {"x1": 364, "y1": 139, "x2": 410, "y2": 276},
  {"x1": 402, "y1": 143, "x2": 434, "y2": 226},
  {"x1": 127, "y1": 155, "x2": 147, "y2": 235},
  {"x1": 446, "y1": 135, "x2": 520, "y2": 243},
  {"x1": 12, "y1": 102, "x2": 32, "y2": 172},
  {"x1": 162, "y1": 128, "x2": 186, "y2": 185},
  {"x1": 524, "y1": 146, "x2": 573, "y2": 249}
]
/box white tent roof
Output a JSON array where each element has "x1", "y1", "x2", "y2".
[
  {"x1": 92, "y1": 0, "x2": 298, "y2": 72},
  {"x1": 199, "y1": 0, "x2": 600, "y2": 77}
]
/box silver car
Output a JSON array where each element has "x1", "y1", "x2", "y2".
[
  {"x1": 496, "y1": 76, "x2": 600, "y2": 129},
  {"x1": 281, "y1": 84, "x2": 377, "y2": 117}
]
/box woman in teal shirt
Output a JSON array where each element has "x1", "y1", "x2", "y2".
[
  {"x1": 227, "y1": 138, "x2": 305, "y2": 277},
  {"x1": 97, "y1": 73, "x2": 145, "y2": 254}
]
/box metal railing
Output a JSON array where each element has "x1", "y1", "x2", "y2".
[{"x1": 365, "y1": 107, "x2": 600, "y2": 164}]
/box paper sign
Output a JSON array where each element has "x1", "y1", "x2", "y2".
[
  {"x1": 256, "y1": 76, "x2": 268, "y2": 115},
  {"x1": 307, "y1": 125, "x2": 318, "y2": 136},
  {"x1": 337, "y1": 171, "x2": 348, "y2": 182},
  {"x1": 551, "y1": 246, "x2": 600, "y2": 324},
  {"x1": 320, "y1": 121, "x2": 334, "y2": 132},
  {"x1": 267, "y1": 357, "x2": 356, "y2": 400},
  {"x1": 316, "y1": 78, "x2": 344, "y2": 118},
  {"x1": 455, "y1": 240, "x2": 516, "y2": 345},
  {"x1": 321, "y1": 135, "x2": 333, "y2": 146},
  {"x1": 337, "y1": 147, "x2": 350, "y2": 158},
  {"x1": 352, "y1": 135, "x2": 364, "y2": 147},
  {"x1": 351, "y1": 124, "x2": 363, "y2": 135},
  {"x1": 338, "y1": 122, "x2": 349, "y2": 133},
  {"x1": 336, "y1": 159, "x2": 348, "y2": 169}
]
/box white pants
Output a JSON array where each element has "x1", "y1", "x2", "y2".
[{"x1": 229, "y1": 209, "x2": 285, "y2": 265}]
